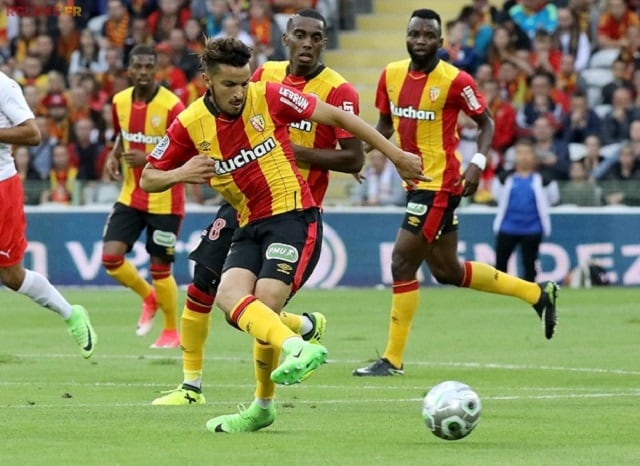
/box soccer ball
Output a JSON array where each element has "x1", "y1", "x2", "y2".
[{"x1": 421, "y1": 380, "x2": 482, "y2": 441}]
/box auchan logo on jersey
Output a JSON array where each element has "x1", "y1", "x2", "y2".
[
  {"x1": 390, "y1": 102, "x2": 436, "y2": 121},
  {"x1": 215, "y1": 137, "x2": 277, "y2": 175},
  {"x1": 121, "y1": 130, "x2": 164, "y2": 145}
]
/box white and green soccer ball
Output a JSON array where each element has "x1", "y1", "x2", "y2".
[{"x1": 422, "y1": 380, "x2": 482, "y2": 441}]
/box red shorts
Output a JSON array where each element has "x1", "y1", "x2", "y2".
[{"x1": 0, "y1": 175, "x2": 27, "y2": 267}]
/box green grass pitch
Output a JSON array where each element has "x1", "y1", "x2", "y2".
[{"x1": 1, "y1": 286, "x2": 639, "y2": 465}]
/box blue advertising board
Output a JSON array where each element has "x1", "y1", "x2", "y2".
[{"x1": 23, "y1": 206, "x2": 640, "y2": 287}]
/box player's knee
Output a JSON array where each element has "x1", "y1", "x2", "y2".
[
  {"x1": 101, "y1": 254, "x2": 124, "y2": 271},
  {"x1": 391, "y1": 251, "x2": 419, "y2": 281},
  {"x1": 193, "y1": 263, "x2": 220, "y2": 296},
  {"x1": 0, "y1": 266, "x2": 23, "y2": 290}
]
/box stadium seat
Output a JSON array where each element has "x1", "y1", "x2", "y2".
[
  {"x1": 568, "y1": 143, "x2": 587, "y2": 161},
  {"x1": 588, "y1": 48, "x2": 621, "y2": 68},
  {"x1": 581, "y1": 68, "x2": 615, "y2": 88},
  {"x1": 593, "y1": 104, "x2": 612, "y2": 119}
]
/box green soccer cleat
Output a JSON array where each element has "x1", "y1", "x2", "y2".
[
  {"x1": 152, "y1": 385, "x2": 205, "y2": 405},
  {"x1": 66, "y1": 305, "x2": 97, "y2": 359},
  {"x1": 270, "y1": 340, "x2": 328, "y2": 385},
  {"x1": 206, "y1": 402, "x2": 276, "y2": 433},
  {"x1": 302, "y1": 312, "x2": 326, "y2": 344}
]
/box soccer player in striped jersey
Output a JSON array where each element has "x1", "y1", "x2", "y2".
[
  {"x1": 353, "y1": 9, "x2": 559, "y2": 378},
  {"x1": 0, "y1": 71, "x2": 96, "y2": 358},
  {"x1": 151, "y1": 9, "x2": 364, "y2": 408},
  {"x1": 102, "y1": 45, "x2": 185, "y2": 349},
  {"x1": 141, "y1": 37, "x2": 425, "y2": 432}
]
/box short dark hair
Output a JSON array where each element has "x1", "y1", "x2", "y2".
[
  {"x1": 286, "y1": 8, "x2": 327, "y2": 34},
  {"x1": 410, "y1": 9, "x2": 442, "y2": 27},
  {"x1": 129, "y1": 44, "x2": 156, "y2": 60},
  {"x1": 199, "y1": 37, "x2": 252, "y2": 73}
]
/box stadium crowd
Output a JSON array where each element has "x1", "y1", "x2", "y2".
[{"x1": 2, "y1": 0, "x2": 640, "y2": 207}]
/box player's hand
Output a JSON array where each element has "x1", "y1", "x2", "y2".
[
  {"x1": 178, "y1": 155, "x2": 216, "y2": 184},
  {"x1": 122, "y1": 149, "x2": 148, "y2": 168},
  {"x1": 104, "y1": 154, "x2": 121, "y2": 181},
  {"x1": 392, "y1": 150, "x2": 430, "y2": 189},
  {"x1": 457, "y1": 163, "x2": 482, "y2": 197}
]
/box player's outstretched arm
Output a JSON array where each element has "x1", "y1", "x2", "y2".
[
  {"x1": 141, "y1": 155, "x2": 216, "y2": 193},
  {"x1": 0, "y1": 118, "x2": 40, "y2": 146},
  {"x1": 309, "y1": 100, "x2": 429, "y2": 186},
  {"x1": 291, "y1": 137, "x2": 364, "y2": 174}
]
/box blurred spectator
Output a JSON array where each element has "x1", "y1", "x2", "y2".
[
  {"x1": 441, "y1": 18, "x2": 479, "y2": 74},
  {"x1": 167, "y1": 28, "x2": 200, "y2": 80},
  {"x1": 68, "y1": 85, "x2": 96, "y2": 125},
  {"x1": 23, "y1": 84, "x2": 45, "y2": 116},
  {"x1": 482, "y1": 78, "x2": 517, "y2": 173},
  {"x1": 41, "y1": 144, "x2": 78, "y2": 205},
  {"x1": 43, "y1": 92, "x2": 71, "y2": 144},
  {"x1": 204, "y1": 0, "x2": 232, "y2": 37},
  {"x1": 601, "y1": 58, "x2": 632, "y2": 106},
  {"x1": 553, "y1": 7, "x2": 591, "y2": 72},
  {"x1": 555, "y1": 54, "x2": 587, "y2": 111},
  {"x1": 597, "y1": 0, "x2": 639, "y2": 50},
  {"x1": 17, "y1": 55, "x2": 48, "y2": 95},
  {"x1": 9, "y1": 17, "x2": 38, "y2": 64},
  {"x1": 496, "y1": 60, "x2": 528, "y2": 108},
  {"x1": 102, "y1": 0, "x2": 131, "y2": 48},
  {"x1": 215, "y1": 15, "x2": 255, "y2": 47},
  {"x1": 529, "y1": 29, "x2": 562, "y2": 75},
  {"x1": 560, "y1": 91, "x2": 601, "y2": 144},
  {"x1": 78, "y1": 73, "x2": 110, "y2": 117},
  {"x1": 456, "y1": 5, "x2": 493, "y2": 64},
  {"x1": 70, "y1": 118, "x2": 104, "y2": 181},
  {"x1": 184, "y1": 17, "x2": 206, "y2": 54},
  {"x1": 241, "y1": 0, "x2": 287, "y2": 65},
  {"x1": 581, "y1": 134, "x2": 607, "y2": 178},
  {"x1": 69, "y1": 29, "x2": 109, "y2": 76},
  {"x1": 351, "y1": 150, "x2": 405, "y2": 207},
  {"x1": 525, "y1": 115, "x2": 570, "y2": 180},
  {"x1": 516, "y1": 71, "x2": 565, "y2": 137},
  {"x1": 492, "y1": 138, "x2": 559, "y2": 282},
  {"x1": 56, "y1": 14, "x2": 80, "y2": 64},
  {"x1": 509, "y1": 0, "x2": 558, "y2": 41},
  {"x1": 100, "y1": 47, "x2": 125, "y2": 97},
  {"x1": 34, "y1": 34, "x2": 67, "y2": 74},
  {"x1": 559, "y1": 159, "x2": 602, "y2": 206},
  {"x1": 474, "y1": 62, "x2": 493, "y2": 88},
  {"x1": 155, "y1": 41, "x2": 187, "y2": 95},
  {"x1": 30, "y1": 116, "x2": 55, "y2": 179},
  {"x1": 486, "y1": 24, "x2": 533, "y2": 78},
  {"x1": 601, "y1": 143, "x2": 640, "y2": 205},
  {"x1": 569, "y1": 0, "x2": 601, "y2": 44},
  {"x1": 14, "y1": 146, "x2": 46, "y2": 205},
  {"x1": 148, "y1": 0, "x2": 192, "y2": 42},
  {"x1": 123, "y1": 17, "x2": 154, "y2": 66},
  {"x1": 601, "y1": 87, "x2": 639, "y2": 145},
  {"x1": 45, "y1": 70, "x2": 68, "y2": 99}
]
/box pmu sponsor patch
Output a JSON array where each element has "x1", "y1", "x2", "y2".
[{"x1": 265, "y1": 242, "x2": 299, "y2": 263}]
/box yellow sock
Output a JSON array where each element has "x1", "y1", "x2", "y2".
[
  {"x1": 383, "y1": 280, "x2": 419, "y2": 368},
  {"x1": 461, "y1": 261, "x2": 541, "y2": 304},
  {"x1": 253, "y1": 339, "x2": 280, "y2": 400},
  {"x1": 279, "y1": 311, "x2": 304, "y2": 334},
  {"x1": 232, "y1": 296, "x2": 296, "y2": 348},
  {"x1": 105, "y1": 260, "x2": 151, "y2": 298},
  {"x1": 153, "y1": 275, "x2": 178, "y2": 330},
  {"x1": 181, "y1": 307, "x2": 211, "y2": 382}
]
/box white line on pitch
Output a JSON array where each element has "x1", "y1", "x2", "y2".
[
  {"x1": 9, "y1": 353, "x2": 640, "y2": 376},
  {"x1": 3, "y1": 391, "x2": 640, "y2": 409}
]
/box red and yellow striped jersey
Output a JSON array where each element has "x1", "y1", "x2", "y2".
[
  {"x1": 112, "y1": 85, "x2": 185, "y2": 215},
  {"x1": 252, "y1": 62, "x2": 359, "y2": 205},
  {"x1": 375, "y1": 59, "x2": 486, "y2": 194},
  {"x1": 147, "y1": 81, "x2": 318, "y2": 227}
]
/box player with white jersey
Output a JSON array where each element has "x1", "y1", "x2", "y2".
[{"x1": 0, "y1": 71, "x2": 97, "y2": 358}]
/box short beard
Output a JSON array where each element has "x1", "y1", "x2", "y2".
[{"x1": 408, "y1": 50, "x2": 433, "y2": 69}]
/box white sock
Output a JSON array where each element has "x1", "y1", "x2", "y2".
[
  {"x1": 255, "y1": 398, "x2": 273, "y2": 409},
  {"x1": 183, "y1": 378, "x2": 202, "y2": 390},
  {"x1": 17, "y1": 269, "x2": 72, "y2": 319},
  {"x1": 300, "y1": 314, "x2": 314, "y2": 335}
]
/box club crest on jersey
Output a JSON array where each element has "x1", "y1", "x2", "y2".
[
  {"x1": 429, "y1": 87, "x2": 440, "y2": 102},
  {"x1": 150, "y1": 115, "x2": 162, "y2": 128},
  {"x1": 250, "y1": 114, "x2": 265, "y2": 132}
]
